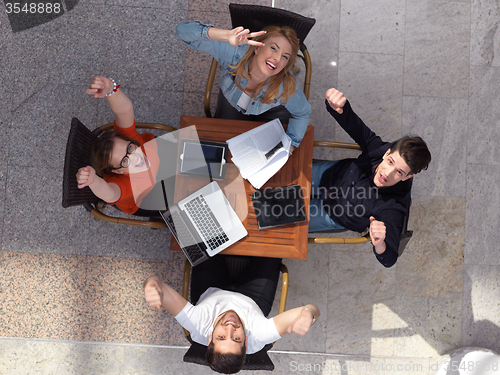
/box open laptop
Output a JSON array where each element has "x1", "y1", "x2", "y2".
[{"x1": 160, "y1": 181, "x2": 248, "y2": 266}]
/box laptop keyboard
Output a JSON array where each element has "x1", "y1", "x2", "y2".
[
  {"x1": 167, "y1": 209, "x2": 207, "y2": 264},
  {"x1": 184, "y1": 195, "x2": 229, "y2": 251}
]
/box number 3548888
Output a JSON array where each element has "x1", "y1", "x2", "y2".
[{"x1": 5, "y1": 2, "x2": 62, "y2": 14}]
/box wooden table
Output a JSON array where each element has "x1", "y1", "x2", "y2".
[{"x1": 170, "y1": 116, "x2": 314, "y2": 260}]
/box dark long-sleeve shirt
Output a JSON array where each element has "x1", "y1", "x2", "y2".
[{"x1": 319, "y1": 100, "x2": 411, "y2": 267}]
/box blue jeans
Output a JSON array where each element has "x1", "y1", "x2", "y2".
[{"x1": 309, "y1": 161, "x2": 345, "y2": 232}]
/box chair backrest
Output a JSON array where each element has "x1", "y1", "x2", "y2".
[
  {"x1": 62, "y1": 118, "x2": 100, "y2": 208},
  {"x1": 228, "y1": 3, "x2": 316, "y2": 51}
]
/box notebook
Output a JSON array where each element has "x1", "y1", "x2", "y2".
[
  {"x1": 251, "y1": 184, "x2": 306, "y2": 230},
  {"x1": 160, "y1": 181, "x2": 248, "y2": 266}
]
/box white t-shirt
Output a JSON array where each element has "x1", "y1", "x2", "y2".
[{"x1": 175, "y1": 287, "x2": 281, "y2": 354}]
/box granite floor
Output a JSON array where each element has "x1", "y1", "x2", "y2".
[{"x1": 1, "y1": 0, "x2": 500, "y2": 373}]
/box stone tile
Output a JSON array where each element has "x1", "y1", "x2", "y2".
[
  {"x1": 96, "y1": 88, "x2": 183, "y2": 130},
  {"x1": 181, "y1": 47, "x2": 220, "y2": 94},
  {"x1": 462, "y1": 265, "x2": 500, "y2": 353},
  {"x1": 0, "y1": 251, "x2": 186, "y2": 345},
  {"x1": 272, "y1": 246, "x2": 329, "y2": 353},
  {"x1": 396, "y1": 196, "x2": 464, "y2": 298},
  {"x1": 339, "y1": 0, "x2": 405, "y2": 56},
  {"x1": 3, "y1": 166, "x2": 91, "y2": 256},
  {"x1": 337, "y1": 51, "x2": 404, "y2": 144},
  {"x1": 182, "y1": 91, "x2": 217, "y2": 118},
  {"x1": 42, "y1": 5, "x2": 186, "y2": 90},
  {"x1": 403, "y1": 96, "x2": 468, "y2": 198},
  {"x1": 394, "y1": 293, "x2": 463, "y2": 358},
  {"x1": 305, "y1": 26, "x2": 339, "y2": 101},
  {"x1": 267, "y1": 353, "x2": 441, "y2": 375},
  {"x1": 275, "y1": 0, "x2": 340, "y2": 101},
  {"x1": 403, "y1": 0, "x2": 470, "y2": 98},
  {"x1": 467, "y1": 66, "x2": 500, "y2": 166},
  {"x1": 87, "y1": 211, "x2": 174, "y2": 260},
  {"x1": 0, "y1": 161, "x2": 5, "y2": 252},
  {"x1": 0, "y1": 339, "x2": 124, "y2": 375},
  {"x1": 122, "y1": 346, "x2": 213, "y2": 375},
  {"x1": 99, "y1": 7, "x2": 186, "y2": 91},
  {"x1": 264, "y1": 353, "x2": 337, "y2": 375},
  {"x1": 181, "y1": 10, "x2": 231, "y2": 95},
  {"x1": 5, "y1": 26, "x2": 53, "y2": 111},
  {"x1": 383, "y1": 357, "x2": 443, "y2": 375},
  {"x1": 326, "y1": 249, "x2": 398, "y2": 356},
  {"x1": 8, "y1": 84, "x2": 97, "y2": 170},
  {"x1": 188, "y1": 0, "x2": 271, "y2": 13},
  {"x1": 465, "y1": 163, "x2": 500, "y2": 265},
  {"x1": 470, "y1": 0, "x2": 500, "y2": 67},
  {"x1": 35, "y1": 4, "x2": 106, "y2": 86},
  {"x1": 105, "y1": 0, "x2": 188, "y2": 10}
]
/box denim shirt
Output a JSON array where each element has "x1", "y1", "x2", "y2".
[{"x1": 176, "y1": 21, "x2": 311, "y2": 148}]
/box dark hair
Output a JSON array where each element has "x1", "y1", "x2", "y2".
[
  {"x1": 206, "y1": 339, "x2": 246, "y2": 374},
  {"x1": 91, "y1": 130, "x2": 138, "y2": 176},
  {"x1": 391, "y1": 136, "x2": 431, "y2": 175}
]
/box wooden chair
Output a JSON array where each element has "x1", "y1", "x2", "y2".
[
  {"x1": 181, "y1": 258, "x2": 289, "y2": 371},
  {"x1": 308, "y1": 140, "x2": 413, "y2": 257},
  {"x1": 204, "y1": 3, "x2": 316, "y2": 118},
  {"x1": 62, "y1": 117, "x2": 175, "y2": 228}
]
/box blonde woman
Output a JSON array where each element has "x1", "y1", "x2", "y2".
[{"x1": 177, "y1": 21, "x2": 311, "y2": 151}]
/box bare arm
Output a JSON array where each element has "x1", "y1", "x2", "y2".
[
  {"x1": 86, "y1": 76, "x2": 135, "y2": 129},
  {"x1": 76, "y1": 166, "x2": 121, "y2": 203},
  {"x1": 143, "y1": 276, "x2": 188, "y2": 316},
  {"x1": 273, "y1": 304, "x2": 320, "y2": 337}
]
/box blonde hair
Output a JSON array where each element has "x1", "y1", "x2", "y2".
[{"x1": 229, "y1": 25, "x2": 300, "y2": 104}]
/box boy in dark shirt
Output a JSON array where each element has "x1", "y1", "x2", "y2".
[{"x1": 310, "y1": 88, "x2": 431, "y2": 268}]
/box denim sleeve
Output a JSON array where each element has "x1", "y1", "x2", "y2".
[
  {"x1": 176, "y1": 21, "x2": 240, "y2": 66},
  {"x1": 284, "y1": 87, "x2": 311, "y2": 148}
]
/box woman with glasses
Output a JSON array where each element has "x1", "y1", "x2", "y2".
[{"x1": 76, "y1": 76, "x2": 161, "y2": 216}]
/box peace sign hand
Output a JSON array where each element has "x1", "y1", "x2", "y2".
[{"x1": 227, "y1": 26, "x2": 266, "y2": 47}]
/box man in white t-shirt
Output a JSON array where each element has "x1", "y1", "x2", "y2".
[{"x1": 144, "y1": 255, "x2": 320, "y2": 374}]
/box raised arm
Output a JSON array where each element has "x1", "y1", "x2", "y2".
[
  {"x1": 86, "y1": 76, "x2": 134, "y2": 129},
  {"x1": 143, "y1": 276, "x2": 188, "y2": 316},
  {"x1": 176, "y1": 21, "x2": 264, "y2": 64},
  {"x1": 325, "y1": 88, "x2": 384, "y2": 152},
  {"x1": 272, "y1": 304, "x2": 320, "y2": 337}
]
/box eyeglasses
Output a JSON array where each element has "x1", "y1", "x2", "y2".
[{"x1": 120, "y1": 141, "x2": 138, "y2": 169}]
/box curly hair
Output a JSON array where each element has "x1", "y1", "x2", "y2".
[{"x1": 229, "y1": 25, "x2": 300, "y2": 104}]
